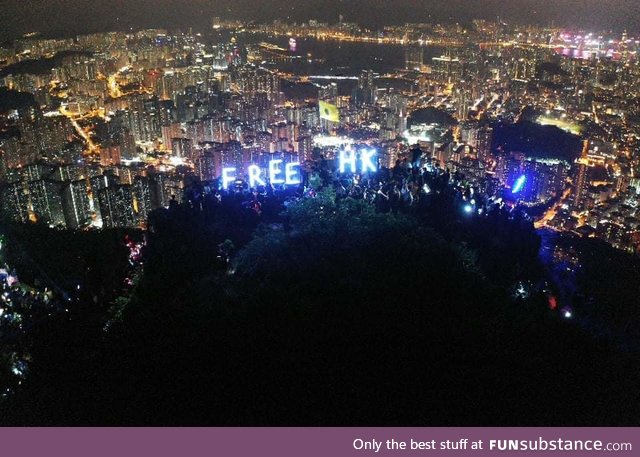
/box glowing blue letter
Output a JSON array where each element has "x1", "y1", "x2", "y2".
[
  {"x1": 269, "y1": 159, "x2": 285, "y2": 185},
  {"x1": 512, "y1": 175, "x2": 526, "y2": 194},
  {"x1": 222, "y1": 167, "x2": 236, "y2": 189},
  {"x1": 248, "y1": 164, "x2": 265, "y2": 188},
  {"x1": 339, "y1": 149, "x2": 357, "y2": 174},
  {"x1": 285, "y1": 162, "x2": 301, "y2": 185},
  {"x1": 360, "y1": 149, "x2": 377, "y2": 173}
]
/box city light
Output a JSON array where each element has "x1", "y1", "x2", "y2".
[
  {"x1": 268, "y1": 160, "x2": 286, "y2": 185},
  {"x1": 512, "y1": 175, "x2": 527, "y2": 194},
  {"x1": 248, "y1": 165, "x2": 266, "y2": 187},
  {"x1": 222, "y1": 160, "x2": 302, "y2": 189},
  {"x1": 222, "y1": 167, "x2": 237, "y2": 190},
  {"x1": 313, "y1": 135, "x2": 354, "y2": 148},
  {"x1": 2, "y1": 0, "x2": 640, "y2": 442},
  {"x1": 338, "y1": 148, "x2": 378, "y2": 174}
]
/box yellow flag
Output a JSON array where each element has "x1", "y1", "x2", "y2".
[{"x1": 319, "y1": 100, "x2": 340, "y2": 122}]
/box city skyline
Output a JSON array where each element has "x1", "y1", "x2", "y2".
[
  {"x1": 2, "y1": 0, "x2": 640, "y2": 42},
  {"x1": 1, "y1": 4, "x2": 640, "y2": 426}
]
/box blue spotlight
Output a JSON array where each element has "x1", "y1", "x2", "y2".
[{"x1": 512, "y1": 175, "x2": 526, "y2": 194}]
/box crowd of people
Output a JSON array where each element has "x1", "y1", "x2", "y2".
[
  {"x1": 0, "y1": 246, "x2": 73, "y2": 398},
  {"x1": 187, "y1": 155, "x2": 501, "y2": 224}
]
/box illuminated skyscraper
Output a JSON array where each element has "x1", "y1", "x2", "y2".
[
  {"x1": 96, "y1": 184, "x2": 136, "y2": 228},
  {"x1": 354, "y1": 70, "x2": 376, "y2": 106},
  {"x1": 1, "y1": 182, "x2": 30, "y2": 223},
  {"x1": 172, "y1": 138, "x2": 193, "y2": 159},
  {"x1": 195, "y1": 150, "x2": 217, "y2": 182},
  {"x1": 0, "y1": 148, "x2": 7, "y2": 184},
  {"x1": 476, "y1": 126, "x2": 494, "y2": 163},
  {"x1": 62, "y1": 180, "x2": 91, "y2": 229},
  {"x1": 574, "y1": 140, "x2": 590, "y2": 210},
  {"x1": 405, "y1": 47, "x2": 424, "y2": 71},
  {"x1": 132, "y1": 176, "x2": 152, "y2": 226},
  {"x1": 100, "y1": 145, "x2": 122, "y2": 166},
  {"x1": 28, "y1": 179, "x2": 65, "y2": 226},
  {"x1": 431, "y1": 52, "x2": 462, "y2": 83},
  {"x1": 149, "y1": 172, "x2": 171, "y2": 209}
]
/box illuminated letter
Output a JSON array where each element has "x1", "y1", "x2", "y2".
[
  {"x1": 285, "y1": 162, "x2": 301, "y2": 185},
  {"x1": 339, "y1": 149, "x2": 357, "y2": 173},
  {"x1": 248, "y1": 164, "x2": 265, "y2": 188},
  {"x1": 269, "y1": 159, "x2": 285, "y2": 185},
  {"x1": 222, "y1": 167, "x2": 236, "y2": 189},
  {"x1": 512, "y1": 175, "x2": 526, "y2": 194},
  {"x1": 360, "y1": 149, "x2": 377, "y2": 173}
]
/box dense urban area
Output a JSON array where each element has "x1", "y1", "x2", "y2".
[{"x1": 1, "y1": 15, "x2": 640, "y2": 424}]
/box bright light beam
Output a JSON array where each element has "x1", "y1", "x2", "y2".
[{"x1": 512, "y1": 175, "x2": 526, "y2": 194}]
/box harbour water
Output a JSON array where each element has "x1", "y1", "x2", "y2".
[{"x1": 237, "y1": 33, "x2": 444, "y2": 76}]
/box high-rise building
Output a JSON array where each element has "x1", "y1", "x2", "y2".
[
  {"x1": 574, "y1": 140, "x2": 590, "y2": 210},
  {"x1": 296, "y1": 135, "x2": 313, "y2": 163},
  {"x1": 405, "y1": 47, "x2": 424, "y2": 71},
  {"x1": 96, "y1": 184, "x2": 136, "y2": 228},
  {"x1": 100, "y1": 145, "x2": 122, "y2": 166},
  {"x1": 476, "y1": 126, "x2": 494, "y2": 163},
  {"x1": 172, "y1": 138, "x2": 193, "y2": 159},
  {"x1": 132, "y1": 176, "x2": 152, "y2": 226},
  {"x1": 149, "y1": 172, "x2": 170, "y2": 209},
  {"x1": 62, "y1": 180, "x2": 91, "y2": 229},
  {"x1": 0, "y1": 149, "x2": 8, "y2": 184},
  {"x1": 353, "y1": 70, "x2": 376, "y2": 106},
  {"x1": 1, "y1": 182, "x2": 30, "y2": 223},
  {"x1": 162, "y1": 123, "x2": 182, "y2": 151},
  {"x1": 196, "y1": 151, "x2": 217, "y2": 182},
  {"x1": 459, "y1": 122, "x2": 479, "y2": 146},
  {"x1": 28, "y1": 179, "x2": 65, "y2": 226},
  {"x1": 431, "y1": 53, "x2": 463, "y2": 83}
]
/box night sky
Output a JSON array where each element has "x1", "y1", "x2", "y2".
[{"x1": 0, "y1": 0, "x2": 638, "y2": 41}]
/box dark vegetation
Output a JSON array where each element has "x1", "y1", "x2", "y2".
[
  {"x1": 408, "y1": 107, "x2": 458, "y2": 127},
  {"x1": 536, "y1": 61, "x2": 570, "y2": 79},
  {"x1": 492, "y1": 120, "x2": 582, "y2": 161},
  {"x1": 0, "y1": 51, "x2": 94, "y2": 78},
  {"x1": 0, "y1": 221, "x2": 132, "y2": 299},
  {"x1": 549, "y1": 233, "x2": 640, "y2": 348},
  {"x1": 0, "y1": 185, "x2": 639, "y2": 425},
  {"x1": 0, "y1": 87, "x2": 36, "y2": 112}
]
